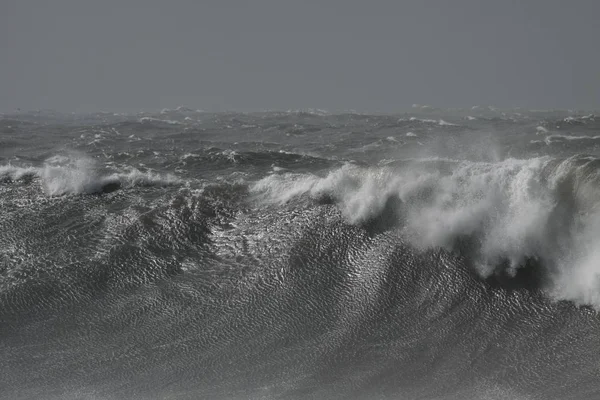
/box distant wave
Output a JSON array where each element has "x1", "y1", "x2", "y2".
[
  {"x1": 177, "y1": 148, "x2": 340, "y2": 172},
  {"x1": 0, "y1": 155, "x2": 181, "y2": 195},
  {"x1": 251, "y1": 156, "x2": 600, "y2": 307},
  {"x1": 563, "y1": 114, "x2": 596, "y2": 124},
  {"x1": 543, "y1": 134, "x2": 600, "y2": 144},
  {"x1": 401, "y1": 117, "x2": 459, "y2": 126},
  {"x1": 139, "y1": 117, "x2": 182, "y2": 125},
  {"x1": 284, "y1": 108, "x2": 331, "y2": 116}
]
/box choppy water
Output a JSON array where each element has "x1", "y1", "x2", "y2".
[{"x1": 1, "y1": 107, "x2": 600, "y2": 399}]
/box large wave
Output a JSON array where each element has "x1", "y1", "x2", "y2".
[{"x1": 252, "y1": 156, "x2": 600, "y2": 307}]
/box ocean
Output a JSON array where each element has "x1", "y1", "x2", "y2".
[{"x1": 1, "y1": 107, "x2": 600, "y2": 399}]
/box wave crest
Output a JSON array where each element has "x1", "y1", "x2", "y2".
[
  {"x1": 252, "y1": 156, "x2": 600, "y2": 307},
  {"x1": 1, "y1": 155, "x2": 181, "y2": 196}
]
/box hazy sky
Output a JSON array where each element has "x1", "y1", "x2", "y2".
[{"x1": 2, "y1": 0, "x2": 599, "y2": 112}]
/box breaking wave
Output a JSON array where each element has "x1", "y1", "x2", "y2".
[
  {"x1": 0, "y1": 155, "x2": 181, "y2": 196},
  {"x1": 252, "y1": 156, "x2": 600, "y2": 307},
  {"x1": 4, "y1": 110, "x2": 600, "y2": 399}
]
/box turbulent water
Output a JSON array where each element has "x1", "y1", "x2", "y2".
[{"x1": 2, "y1": 107, "x2": 600, "y2": 400}]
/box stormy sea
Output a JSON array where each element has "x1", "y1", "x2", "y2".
[{"x1": 2, "y1": 106, "x2": 600, "y2": 400}]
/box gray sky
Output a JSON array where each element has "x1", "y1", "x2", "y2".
[{"x1": 1, "y1": 0, "x2": 599, "y2": 112}]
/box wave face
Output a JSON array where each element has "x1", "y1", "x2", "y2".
[
  {"x1": 2, "y1": 109, "x2": 600, "y2": 400},
  {"x1": 252, "y1": 156, "x2": 600, "y2": 306}
]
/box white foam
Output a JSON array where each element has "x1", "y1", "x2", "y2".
[
  {"x1": 220, "y1": 149, "x2": 239, "y2": 162},
  {"x1": 285, "y1": 108, "x2": 330, "y2": 116},
  {"x1": 409, "y1": 117, "x2": 437, "y2": 124},
  {"x1": 181, "y1": 153, "x2": 201, "y2": 160},
  {"x1": 406, "y1": 132, "x2": 417, "y2": 137},
  {"x1": 564, "y1": 114, "x2": 595, "y2": 123},
  {"x1": 0, "y1": 155, "x2": 181, "y2": 196},
  {"x1": 251, "y1": 172, "x2": 319, "y2": 205},
  {"x1": 544, "y1": 134, "x2": 600, "y2": 144},
  {"x1": 251, "y1": 157, "x2": 600, "y2": 308},
  {"x1": 0, "y1": 164, "x2": 37, "y2": 180},
  {"x1": 408, "y1": 117, "x2": 457, "y2": 126},
  {"x1": 438, "y1": 119, "x2": 457, "y2": 126},
  {"x1": 109, "y1": 168, "x2": 181, "y2": 188},
  {"x1": 139, "y1": 117, "x2": 180, "y2": 125}
]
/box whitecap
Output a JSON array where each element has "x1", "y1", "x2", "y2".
[
  {"x1": 251, "y1": 156, "x2": 600, "y2": 309},
  {"x1": 139, "y1": 117, "x2": 181, "y2": 125},
  {"x1": 1, "y1": 155, "x2": 182, "y2": 196}
]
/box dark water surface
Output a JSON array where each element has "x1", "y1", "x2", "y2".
[{"x1": 1, "y1": 108, "x2": 600, "y2": 399}]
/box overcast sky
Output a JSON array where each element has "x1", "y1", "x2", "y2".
[{"x1": 1, "y1": 0, "x2": 599, "y2": 112}]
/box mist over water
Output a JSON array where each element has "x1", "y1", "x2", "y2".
[{"x1": 1, "y1": 108, "x2": 600, "y2": 399}]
